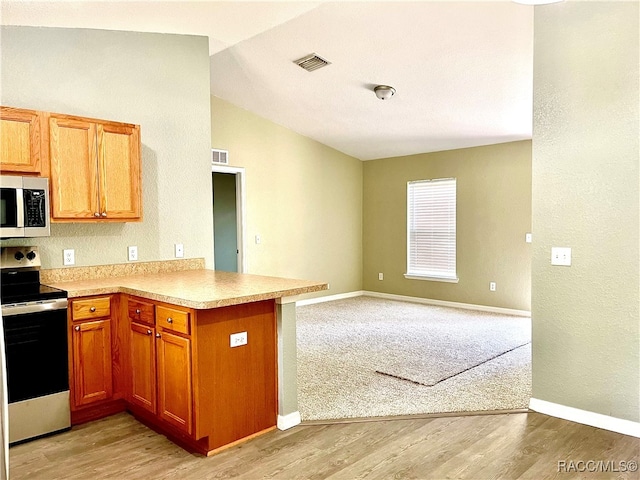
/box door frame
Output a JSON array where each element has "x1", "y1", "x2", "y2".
[{"x1": 211, "y1": 164, "x2": 246, "y2": 273}]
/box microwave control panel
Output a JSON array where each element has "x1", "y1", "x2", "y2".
[{"x1": 24, "y1": 189, "x2": 47, "y2": 228}]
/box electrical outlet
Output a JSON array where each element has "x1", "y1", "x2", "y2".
[
  {"x1": 490, "y1": 282, "x2": 496, "y2": 292},
  {"x1": 378, "y1": 272, "x2": 384, "y2": 280},
  {"x1": 128, "y1": 246, "x2": 138, "y2": 262},
  {"x1": 175, "y1": 244, "x2": 184, "y2": 258},
  {"x1": 63, "y1": 249, "x2": 75, "y2": 266},
  {"x1": 551, "y1": 247, "x2": 571, "y2": 266},
  {"x1": 230, "y1": 331, "x2": 248, "y2": 348}
]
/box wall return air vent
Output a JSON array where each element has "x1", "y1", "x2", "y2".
[
  {"x1": 211, "y1": 149, "x2": 229, "y2": 165},
  {"x1": 294, "y1": 53, "x2": 331, "y2": 72}
]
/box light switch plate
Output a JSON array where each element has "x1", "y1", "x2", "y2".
[
  {"x1": 551, "y1": 247, "x2": 571, "y2": 266},
  {"x1": 175, "y1": 244, "x2": 184, "y2": 258},
  {"x1": 525, "y1": 233, "x2": 532, "y2": 243}
]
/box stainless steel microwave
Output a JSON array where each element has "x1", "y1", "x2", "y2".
[{"x1": 0, "y1": 176, "x2": 50, "y2": 238}]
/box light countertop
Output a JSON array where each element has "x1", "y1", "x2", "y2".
[{"x1": 48, "y1": 269, "x2": 328, "y2": 309}]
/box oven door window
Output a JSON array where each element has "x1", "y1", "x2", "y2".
[
  {"x1": 3, "y1": 308, "x2": 69, "y2": 403},
  {"x1": 0, "y1": 188, "x2": 19, "y2": 229}
]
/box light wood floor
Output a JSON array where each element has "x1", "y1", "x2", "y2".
[{"x1": 9, "y1": 411, "x2": 639, "y2": 480}]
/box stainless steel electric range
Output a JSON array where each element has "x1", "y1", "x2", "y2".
[{"x1": 0, "y1": 246, "x2": 70, "y2": 444}]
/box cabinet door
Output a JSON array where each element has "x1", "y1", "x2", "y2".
[
  {"x1": 0, "y1": 107, "x2": 41, "y2": 174},
  {"x1": 97, "y1": 123, "x2": 141, "y2": 220},
  {"x1": 49, "y1": 115, "x2": 99, "y2": 219},
  {"x1": 130, "y1": 322, "x2": 156, "y2": 413},
  {"x1": 156, "y1": 330, "x2": 192, "y2": 435},
  {"x1": 72, "y1": 319, "x2": 113, "y2": 407}
]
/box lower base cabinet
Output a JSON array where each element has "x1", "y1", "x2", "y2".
[
  {"x1": 129, "y1": 322, "x2": 156, "y2": 414},
  {"x1": 156, "y1": 329, "x2": 193, "y2": 435},
  {"x1": 69, "y1": 295, "x2": 124, "y2": 425},
  {"x1": 127, "y1": 297, "x2": 277, "y2": 454},
  {"x1": 72, "y1": 293, "x2": 278, "y2": 455},
  {"x1": 192, "y1": 300, "x2": 277, "y2": 451},
  {"x1": 72, "y1": 319, "x2": 113, "y2": 406}
]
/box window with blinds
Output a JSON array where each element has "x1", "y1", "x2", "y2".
[{"x1": 405, "y1": 178, "x2": 458, "y2": 282}]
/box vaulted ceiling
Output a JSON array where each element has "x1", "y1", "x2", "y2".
[{"x1": 2, "y1": 1, "x2": 534, "y2": 160}]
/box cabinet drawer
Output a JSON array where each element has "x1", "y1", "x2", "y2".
[
  {"x1": 156, "y1": 305, "x2": 190, "y2": 335},
  {"x1": 128, "y1": 298, "x2": 155, "y2": 326},
  {"x1": 72, "y1": 296, "x2": 111, "y2": 321}
]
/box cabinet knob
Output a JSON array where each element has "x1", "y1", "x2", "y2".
[
  {"x1": 136, "y1": 309, "x2": 141, "y2": 314},
  {"x1": 74, "y1": 325, "x2": 80, "y2": 331},
  {"x1": 94, "y1": 212, "x2": 100, "y2": 217},
  {"x1": 101, "y1": 212, "x2": 107, "y2": 217},
  {"x1": 166, "y1": 317, "x2": 173, "y2": 324},
  {"x1": 90, "y1": 306, "x2": 96, "y2": 313},
  {"x1": 146, "y1": 329, "x2": 152, "y2": 335},
  {"x1": 155, "y1": 333, "x2": 161, "y2": 338}
]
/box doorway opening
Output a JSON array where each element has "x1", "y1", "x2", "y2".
[{"x1": 212, "y1": 165, "x2": 246, "y2": 273}]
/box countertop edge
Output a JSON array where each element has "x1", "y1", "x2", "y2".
[{"x1": 61, "y1": 282, "x2": 329, "y2": 309}]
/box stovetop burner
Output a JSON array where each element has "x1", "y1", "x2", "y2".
[{"x1": 0, "y1": 246, "x2": 67, "y2": 305}]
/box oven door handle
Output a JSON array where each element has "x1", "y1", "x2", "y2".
[{"x1": 1, "y1": 298, "x2": 68, "y2": 316}]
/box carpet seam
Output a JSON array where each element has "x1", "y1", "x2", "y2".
[{"x1": 375, "y1": 341, "x2": 532, "y2": 387}]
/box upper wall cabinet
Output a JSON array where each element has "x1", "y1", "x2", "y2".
[
  {"x1": 49, "y1": 114, "x2": 142, "y2": 221},
  {"x1": 0, "y1": 106, "x2": 42, "y2": 174}
]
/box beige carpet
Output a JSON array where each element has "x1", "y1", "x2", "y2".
[{"x1": 297, "y1": 296, "x2": 531, "y2": 421}]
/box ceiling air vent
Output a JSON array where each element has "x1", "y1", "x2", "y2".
[
  {"x1": 294, "y1": 53, "x2": 331, "y2": 72},
  {"x1": 211, "y1": 148, "x2": 229, "y2": 165}
]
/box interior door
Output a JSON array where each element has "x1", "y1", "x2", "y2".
[{"x1": 212, "y1": 172, "x2": 238, "y2": 272}]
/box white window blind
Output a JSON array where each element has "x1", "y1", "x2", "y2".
[{"x1": 406, "y1": 178, "x2": 458, "y2": 282}]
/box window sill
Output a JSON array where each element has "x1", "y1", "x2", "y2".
[{"x1": 404, "y1": 274, "x2": 459, "y2": 283}]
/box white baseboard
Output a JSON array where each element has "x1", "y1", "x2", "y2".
[
  {"x1": 277, "y1": 411, "x2": 301, "y2": 430},
  {"x1": 296, "y1": 291, "x2": 365, "y2": 307},
  {"x1": 529, "y1": 398, "x2": 640, "y2": 438},
  {"x1": 363, "y1": 291, "x2": 531, "y2": 317}
]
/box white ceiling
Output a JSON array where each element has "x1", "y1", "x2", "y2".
[{"x1": 1, "y1": 1, "x2": 534, "y2": 161}]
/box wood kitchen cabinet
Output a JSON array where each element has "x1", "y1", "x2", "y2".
[
  {"x1": 69, "y1": 294, "x2": 129, "y2": 425},
  {"x1": 72, "y1": 319, "x2": 113, "y2": 406},
  {"x1": 128, "y1": 298, "x2": 156, "y2": 414},
  {"x1": 125, "y1": 297, "x2": 276, "y2": 454},
  {"x1": 156, "y1": 329, "x2": 193, "y2": 435},
  {"x1": 127, "y1": 298, "x2": 193, "y2": 435},
  {"x1": 61, "y1": 270, "x2": 323, "y2": 455},
  {"x1": 193, "y1": 300, "x2": 277, "y2": 450},
  {"x1": 129, "y1": 322, "x2": 156, "y2": 414},
  {"x1": 49, "y1": 113, "x2": 141, "y2": 221},
  {"x1": 70, "y1": 296, "x2": 113, "y2": 407},
  {"x1": 0, "y1": 106, "x2": 42, "y2": 174}
]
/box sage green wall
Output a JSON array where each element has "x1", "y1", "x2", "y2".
[
  {"x1": 210, "y1": 96, "x2": 363, "y2": 296},
  {"x1": 0, "y1": 26, "x2": 214, "y2": 268},
  {"x1": 532, "y1": 3, "x2": 639, "y2": 422},
  {"x1": 363, "y1": 141, "x2": 532, "y2": 311}
]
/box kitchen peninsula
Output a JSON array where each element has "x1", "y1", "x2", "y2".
[{"x1": 45, "y1": 262, "x2": 328, "y2": 456}]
